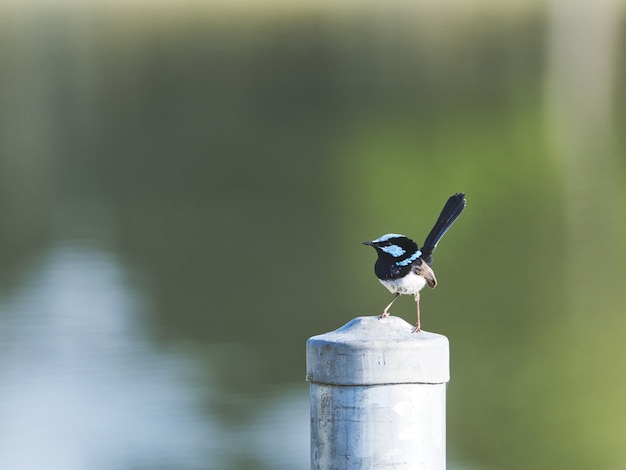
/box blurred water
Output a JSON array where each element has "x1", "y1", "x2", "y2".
[
  {"x1": 0, "y1": 243, "x2": 308, "y2": 469},
  {"x1": 0, "y1": 243, "x2": 208, "y2": 468}
]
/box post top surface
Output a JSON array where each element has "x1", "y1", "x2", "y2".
[
  {"x1": 311, "y1": 315, "x2": 447, "y2": 344},
  {"x1": 306, "y1": 316, "x2": 450, "y2": 385}
]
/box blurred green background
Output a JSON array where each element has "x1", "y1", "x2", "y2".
[{"x1": 1, "y1": 0, "x2": 626, "y2": 468}]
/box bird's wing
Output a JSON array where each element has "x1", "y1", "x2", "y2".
[{"x1": 416, "y1": 261, "x2": 437, "y2": 288}]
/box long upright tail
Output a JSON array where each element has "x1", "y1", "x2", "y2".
[{"x1": 421, "y1": 192, "x2": 466, "y2": 265}]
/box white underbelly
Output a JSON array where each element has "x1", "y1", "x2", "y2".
[{"x1": 379, "y1": 271, "x2": 427, "y2": 296}]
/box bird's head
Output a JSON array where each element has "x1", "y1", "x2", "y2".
[{"x1": 363, "y1": 234, "x2": 421, "y2": 265}]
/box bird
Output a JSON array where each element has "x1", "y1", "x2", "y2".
[{"x1": 363, "y1": 192, "x2": 466, "y2": 333}]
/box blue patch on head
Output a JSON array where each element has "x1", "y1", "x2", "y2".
[
  {"x1": 373, "y1": 233, "x2": 405, "y2": 243},
  {"x1": 380, "y1": 244, "x2": 406, "y2": 257},
  {"x1": 396, "y1": 250, "x2": 422, "y2": 266}
]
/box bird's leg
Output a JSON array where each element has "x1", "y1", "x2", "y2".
[
  {"x1": 380, "y1": 292, "x2": 400, "y2": 318},
  {"x1": 411, "y1": 292, "x2": 421, "y2": 333}
]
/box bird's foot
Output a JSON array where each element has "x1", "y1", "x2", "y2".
[
  {"x1": 379, "y1": 311, "x2": 390, "y2": 319},
  {"x1": 411, "y1": 324, "x2": 421, "y2": 333}
]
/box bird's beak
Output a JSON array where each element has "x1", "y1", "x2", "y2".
[{"x1": 362, "y1": 241, "x2": 373, "y2": 246}]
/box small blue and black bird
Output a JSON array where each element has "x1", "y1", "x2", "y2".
[{"x1": 363, "y1": 193, "x2": 466, "y2": 333}]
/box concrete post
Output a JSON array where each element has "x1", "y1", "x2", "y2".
[{"x1": 306, "y1": 316, "x2": 449, "y2": 470}]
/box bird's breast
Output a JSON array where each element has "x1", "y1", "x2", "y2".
[{"x1": 378, "y1": 271, "x2": 428, "y2": 295}]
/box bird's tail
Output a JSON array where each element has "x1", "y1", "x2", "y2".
[{"x1": 421, "y1": 192, "x2": 466, "y2": 265}]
